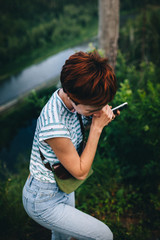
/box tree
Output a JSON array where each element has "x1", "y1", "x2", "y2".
[{"x1": 98, "y1": 0, "x2": 119, "y2": 69}]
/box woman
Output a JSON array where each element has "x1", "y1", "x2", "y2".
[{"x1": 22, "y1": 50, "x2": 118, "y2": 240}]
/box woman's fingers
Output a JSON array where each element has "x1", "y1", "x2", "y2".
[
  {"x1": 92, "y1": 104, "x2": 117, "y2": 129},
  {"x1": 103, "y1": 105, "x2": 115, "y2": 122},
  {"x1": 117, "y1": 110, "x2": 120, "y2": 115}
]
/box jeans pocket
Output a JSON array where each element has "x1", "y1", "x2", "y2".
[
  {"x1": 36, "y1": 188, "x2": 58, "y2": 203},
  {"x1": 35, "y1": 187, "x2": 59, "y2": 213}
]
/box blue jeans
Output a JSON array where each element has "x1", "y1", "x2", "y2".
[{"x1": 22, "y1": 175, "x2": 113, "y2": 240}]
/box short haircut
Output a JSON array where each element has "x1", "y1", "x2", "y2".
[{"x1": 60, "y1": 50, "x2": 117, "y2": 106}]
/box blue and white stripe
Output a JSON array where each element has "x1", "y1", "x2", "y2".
[{"x1": 29, "y1": 88, "x2": 90, "y2": 183}]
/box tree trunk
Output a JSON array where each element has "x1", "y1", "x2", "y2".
[{"x1": 98, "y1": 0, "x2": 119, "y2": 69}]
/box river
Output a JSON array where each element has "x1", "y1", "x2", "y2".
[
  {"x1": 0, "y1": 43, "x2": 89, "y2": 170},
  {"x1": 0, "y1": 43, "x2": 88, "y2": 110}
]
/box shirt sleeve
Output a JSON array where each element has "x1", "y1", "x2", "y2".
[{"x1": 38, "y1": 122, "x2": 71, "y2": 142}]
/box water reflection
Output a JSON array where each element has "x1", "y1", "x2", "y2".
[{"x1": 0, "y1": 44, "x2": 87, "y2": 106}]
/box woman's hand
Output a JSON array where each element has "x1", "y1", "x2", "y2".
[
  {"x1": 45, "y1": 105, "x2": 119, "y2": 180},
  {"x1": 91, "y1": 105, "x2": 115, "y2": 132}
]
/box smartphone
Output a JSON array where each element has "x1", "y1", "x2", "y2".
[{"x1": 112, "y1": 102, "x2": 128, "y2": 114}]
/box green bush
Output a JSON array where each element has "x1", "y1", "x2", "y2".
[
  {"x1": 108, "y1": 59, "x2": 160, "y2": 192},
  {"x1": 119, "y1": 6, "x2": 160, "y2": 66},
  {"x1": 76, "y1": 51, "x2": 160, "y2": 239},
  {"x1": 0, "y1": 159, "x2": 51, "y2": 240}
]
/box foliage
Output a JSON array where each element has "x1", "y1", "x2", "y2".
[
  {"x1": 0, "y1": 0, "x2": 98, "y2": 79},
  {"x1": 0, "y1": 159, "x2": 51, "y2": 240},
  {"x1": 119, "y1": 6, "x2": 160, "y2": 66},
  {"x1": 120, "y1": 0, "x2": 160, "y2": 12},
  {"x1": 76, "y1": 51, "x2": 160, "y2": 239}
]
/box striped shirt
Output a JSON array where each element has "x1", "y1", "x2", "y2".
[{"x1": 29, "y1": 88, "x2": 91, "y2": 183}]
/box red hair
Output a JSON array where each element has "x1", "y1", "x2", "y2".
[{"x1": 60, "y1": 51, "x2": 117, "y2": 106}]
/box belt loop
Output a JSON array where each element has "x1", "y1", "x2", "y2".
[{"x1": 28, "y1": 175, "x2": 34, "y2": 186}]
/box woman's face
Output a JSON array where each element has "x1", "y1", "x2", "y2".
[{"x1": 70, "y1": 100, "x2": 104, "y2": 116}]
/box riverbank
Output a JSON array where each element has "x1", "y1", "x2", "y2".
[
  {"x1": 0, "y1": 41, "x2": 92, "y2": 110},
  {"x1": 0, "y1": 76, "x2": 59, "y2": 114},
  {"x1": 0, "y1": 7, "x2": 139, "y2": 84},
  {"x1": 0, "y1": 19, "x2": 98, "y2": 83},
  {"x1": 0, "y1": 82, "x2": 57, "y2": 151}
]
